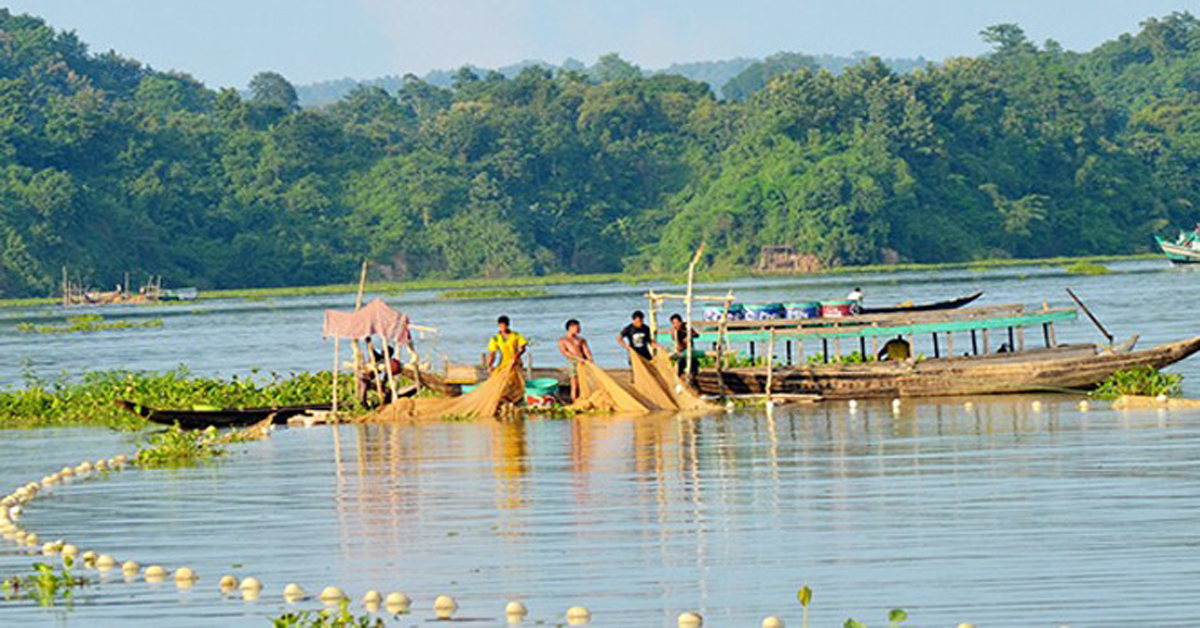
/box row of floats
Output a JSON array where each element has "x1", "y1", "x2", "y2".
[{"x1": 704, "y1": 300, "x2": 856, "y2": 321}]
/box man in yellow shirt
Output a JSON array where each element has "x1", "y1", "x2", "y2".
[{"x1": 487, "y1": 315, "x2": 528, "y2": 372}]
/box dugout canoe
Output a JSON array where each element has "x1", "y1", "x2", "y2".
[
  {"x1": 858, "y1": 291, "x2": 983, "y2": 315},
  {"x1": 116, "y1": 399, "x2": 331, "y2": 429},
  {"x1": 693, "y1": 336, "x2": 1200, "y2": 399}
]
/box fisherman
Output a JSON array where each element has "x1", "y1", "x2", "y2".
[
  {"x1": 557, "y1": 319, "x2": 594, "y2": 401},
  {"x1": 618, "y1": 310, "x2": 655, "y2": 361},
  {"x1": 487, "y1": 315, "x2": 527, "y2": 372},
  {"x1": 669, "y1": 313, "x2": 699, "y2": 376},
  {"x1": 847, "y1": 287, "x2": 864, "y2": 313},
  {"x1": 877, "y1": 336, "x2": 912, "y2": 361}
]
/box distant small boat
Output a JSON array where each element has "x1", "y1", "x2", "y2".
[
  {"x1": 160, "y1": 287, "x2": 199, "y2": 301},
  {"x1": 1157, "y1": 232, "x2": 1200, "y2": 264},
  {"x1": 859, "y1": 291, "x2": 983, "y2": 315},
  {"x1": 116, "y1": 399, "x2": 331, "y2": 429}
]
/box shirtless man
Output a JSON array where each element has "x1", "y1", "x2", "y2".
[{"x1": 557, "y1": 319, "x2": 594, "y2": 401}]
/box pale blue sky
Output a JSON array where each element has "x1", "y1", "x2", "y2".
[{"x1": 6, "y1": 1, "x2": 1199, "y2": 88}]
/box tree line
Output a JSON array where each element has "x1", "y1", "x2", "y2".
[{"x1": 1, "y1": 9, "x2": 1199, "y2": 296}]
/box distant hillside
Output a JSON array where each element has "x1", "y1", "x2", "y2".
[{"x1": 294, "y1": 53, "x2": 931, "y2": 108}]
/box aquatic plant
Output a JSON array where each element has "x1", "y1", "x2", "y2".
[
  {"x1": 437, "y1": 288, "x2": 550, "y2": 300},
  {"x1": 272, "y1": 600, "x2": 384, "y2": 627},
  {"x1": 844, "y1": 608, "x2": 908, "y2": 628},
  {"x1": 808, "y1": 351, "x2": 877, "y2": 365},
  {"x1": 1094, "y1": 365, "x2": 1183, "y2": 399},
  {"x1": 799, "y1": 585, "x2": 812, "y2": 628},
  {"x1": 0, "y1": 368, "x2": 361, "y2": 429},
  {"x1": 2, "y1": 560, "x2": 88, "y2": 607},
  {"x1": 15, "y1": 315, "x2": 164, "y2": 334},
  {"x1": 135, "y1": 425, "x2": 227, "y2": 468},
  {"x1": 1065, "y1": 261, "x2": 1110, "y2": 275}
]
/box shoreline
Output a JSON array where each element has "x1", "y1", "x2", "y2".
[{"x1": 0, "y1": 253, "x2": 1162, "y2": 310}]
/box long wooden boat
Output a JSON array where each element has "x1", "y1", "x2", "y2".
[
  {"x1": 859, "y1": 290, "x2": 982, "y2": 315},
  {"x1": 694, "y1": 337, "x2": 1200, "y2": 399},
  {"x1": 1156, "y1": 234, "x2": 1200, "y2": 264},
  {"x1": 116, "y1": 400, "x2": 331, "y2": 429}
]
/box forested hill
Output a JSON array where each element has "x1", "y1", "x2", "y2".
[{"x1": 2, "y1": 10, "x2": 1199, "y2": 298}]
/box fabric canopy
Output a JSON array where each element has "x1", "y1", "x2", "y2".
[{"x1": 323, "y1": 297, "x2": 411, "y2": 343}]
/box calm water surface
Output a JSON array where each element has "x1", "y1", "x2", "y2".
[{"x1": 3, "y1": 260, "x2": 1200, "y2": 626}]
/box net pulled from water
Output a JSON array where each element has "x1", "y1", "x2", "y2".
[
  {"x1": 366, "y1": 361, "x2": 525, "y2": 422},
  {"x1": 571, "y1": 350, "x2": 717, "y2": 414}
]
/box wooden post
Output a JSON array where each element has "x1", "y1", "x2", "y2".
[
  {"x1": 765, "y1": 330, "x2": 775, "y2": 401},
  {"x1": 1017, "y1": 326, "x2": 1025, "y2": 351},
  {"x1": 684, "y1": 245, "x2": 706, "y2": 378},
  {"x1": 1043, "y1": 323, "x2": 1051, "y2": 347},
  {"x1": 1048, "y1": 323, "x2": 1058, "y2": 347},
  {"x1": 715, "y1": 291, "x2": 732, "y2": 398},
  {"x1": 381, "y1": 339, "x2": 399, "y2": 401},
  {"x1": 332, "y1": 337, "x2": 341, "y2": 422},
  {"x1": 982, "y1": 329, "x2": 990, "y2": 354},
  {"x1": 947, "y1": 331, "x2": 954, "y2": 357},
  {"x1": 932, "y1": 333, "x2": 940, "y2": 358},
  {"x1": 351, "y1": 261, "x2": 369, "y2": 402},
  {"x1": 971, "y1": 330, "x2": 979, "y2": 355}
]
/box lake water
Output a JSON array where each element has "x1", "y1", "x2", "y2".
[{"x1": 3, "y1": 260, "x2": 1200, "y2": 626}]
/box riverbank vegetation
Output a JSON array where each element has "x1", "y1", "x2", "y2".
[
  {"x1": 1093, "y1": 366, "x2": 1184, "y2": 399},
  {"x1": 15, "y1": 315, "x2": 164, "y2": 334},
  {"x1": 0, "y1": 368, "x2": 356, "y2": 429},
  {"x1": 1, "y1": 9, "x2": 1198, "y2": 298}
]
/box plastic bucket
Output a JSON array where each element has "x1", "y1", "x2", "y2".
[
  {"x1": 820, "y1": 300, "x2": 856, "y2": 318},
  {"x1": 785, "y1": 302, "x2": 821, "y2": 319},
  {"x1": 728, "y1": 304, "x2": 746, "y2": 321},
  {"x1": 744, "y1": 303, "x2": 785, "y2": 321},
  {"x1": 460, "y1": 384, "x2": 479, "y2": 394}
]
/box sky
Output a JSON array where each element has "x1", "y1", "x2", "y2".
[{"x1": 6, "y1": 0, "x2": 1200, "y2": 88}]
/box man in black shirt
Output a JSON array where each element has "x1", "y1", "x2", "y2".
[{"x1": 618, "y1": 310, "x2": 655, "y2": 361}]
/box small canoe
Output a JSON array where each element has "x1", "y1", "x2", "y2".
[
  {"x1": 1156, "y1": 235, "x2": 1200, "y2": 264},
  {"x1": 859, "y1": 291, "x2": 983, "y2": 315},
  {"x1": 116, "y1": 400, "x2": 331, "y2": 429}
]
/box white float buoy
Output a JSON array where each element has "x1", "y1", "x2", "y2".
[
  {"x1": 362, "y1": 589, "x2": 382, "y2": 605},
  {"x1": 679, "y1": 611, "x2": 703, "y2": 627},
  {"x1": 1156, "y1": 394, "x2": 1169, "y2": 404},
  {"x1": 957, "y1": 624, "x2": 976, "y2": 628},
  {"x1": 762, "y1": 617, "x2": 785, "y2": 628},
  {"x1": 60, "y1": 466, "x2": 75, "y2": 477},
  {"x1": 284, "y1": 582, "x2": 307, "y2": 602},
  {"x1": 95, "y1": 460, "x2": 108, "y2": 471},
  {"x1": 385, "y1": 591, "x2": 411, "y2": 613},
  {"x1": 1032, "y1": 400, "x2": 1043, "y2": 412},
  {"x1": 41, "y1": 541, "x2": 60, "y2": 555},
  {"x1": 121, "y1": 560, "x2": 140, "y2": 575},
  {"x1": 506, "y1": 600, "x2": 528, "y2": 616},
  {"x1": 25, "y1": 533, "x2": 40, "y2": 546},
  {"x1": 848, "y1": 399, "x2": 858, "y2": 411},
  {"x1": 61, "y1": 544, "x2": 78, "y2": 559},
  {"x1": 218, "y1": 575, "x2": 238, "y2": 591},
  {"x1": 81, "y1": 551, "x2": 97, "y2": 567},
  {"x1": 319, "y1": 586, "x2": 346, "y2": 603},
  {"x1": 95, "y1": 555, "x2": 117, "y2": 570},
  {"x1": 240, "y1": 576, "x2": 262, "y2": 591},
  {"x1": 434, "y1": 594, "x2": 458, "y2": 619},
  {"x1": 964, "y1": 401, "x2": 974, "y2": 410},
  {"x1": 566, "y1": 606, "x2": 591, "y2": 625},
  {"x1": 145, "y1": 565, "x2": 168, "y2": 582},
  {"x1": 175, "y1": 567, "x2": 198, "y2": 586}
]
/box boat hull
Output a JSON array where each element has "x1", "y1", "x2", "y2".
[
  {"x1": 859, "y1": 291, "x2": 983, "y2": 315},
  {"x1": 1157, "y1": 236, "x2": 1200, "y2": 264},
  {"x1": 116, "y1": 400, "x2": 331, "y2": 429},
  {"x1": 693, "y1": 337, "x2": 1200, "y2": 399}
]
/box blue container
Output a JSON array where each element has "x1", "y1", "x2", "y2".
[
  {"x1": 704, "y1": 304, "x2": 746, "y2": 321},
  {"x1": 525, "y1": 378, "x2": 559, "y2": 396},
  {"x1": 744, "y1": 303, "x2": 785, "y2": 321},
  {"x1": 785, "y1": 302, "x2": 821, "y2": 319}
]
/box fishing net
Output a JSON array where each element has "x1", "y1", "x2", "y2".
[
  {"x1": 365, "y1": 361, "x2": 525, "y2": 422},
  {"x1": 571, "y1": 350, "x2": 718, "y2": 414},
  {"x1": 571, "y1": 361, "x2": 655, "y2": 413}
]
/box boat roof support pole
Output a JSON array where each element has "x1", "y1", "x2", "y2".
[{"x1": 684, "y1": 244, "x2": 705, "y2": 378}]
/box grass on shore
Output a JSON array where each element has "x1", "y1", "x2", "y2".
[
  {"x1": 438, "y1": 288, "x2": 550, "y2": 300},
  {"x1": 15, "y1": 315, "x2": 164, "y2": 334},
  {"x1": 0, "y1": 253, "x2": 1162, "y2": 310},
  {"x1": 0, "y1": 367, "x2": 359, "y2": 430}
]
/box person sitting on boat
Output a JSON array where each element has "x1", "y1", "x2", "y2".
[
  {"x1": 877, "y1": 336, "x2": 911, "y2": 361},
  {"x1": 557, "y1": 319, "x2": 594, "y2": 402},
  {"x1": 669, "y1": 313, "x2": 699, "y2": 376},
  {"x1": 487, "y1": 315, "x2": 527, "y2": 373},
  {"x1": 618, "y1": 310, "x2": 655, "y2": 362},
  {"x1": 847, "y1": 287, "x2": 864, "y2": 313}
]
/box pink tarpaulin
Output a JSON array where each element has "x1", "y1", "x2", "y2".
[{"x1": 323, "y1": 298, "x2": 411, "y2": 343}]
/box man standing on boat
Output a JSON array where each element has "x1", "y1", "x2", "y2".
[
  {"x1": 669, "y1": 313, "x2": 699, "y2": 376},
  {"x1": 487, "y1": 315, "x2": 527, "y2": 372},
  {"x1": 557, "y1": 319, "x2": 594, "y2": 402},
  {"x1": 618, "y1": 310, "x2": 655, "y2": 362},
  {"x1": 847, "y1": 287, "x2": 864, "y2": 313}
]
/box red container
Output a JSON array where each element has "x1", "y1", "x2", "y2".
[{"x1": 820, "y1": 300, "x2": 855, "y2": 318}]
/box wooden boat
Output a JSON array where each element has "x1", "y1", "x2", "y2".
[
  {"x1": 116, "y1": 400, "x2": 331, "y2": 429},
  {"x1": 858, "y1": 290, "x2": 982, "y2": 315},
  {"x1": 1156, "y1": 233, "x2": 1200, "y2": 264},
  {"x1": 694, "y1": 337, "x2": 1200, "y2": 399}
]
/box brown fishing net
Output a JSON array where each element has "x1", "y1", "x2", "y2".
[
  {"x1": 571, "y1": 350, "x2": 718, "y2": 414},
  {"x1": 366, "y1": 361, "x2": 525, "y2": 421}
]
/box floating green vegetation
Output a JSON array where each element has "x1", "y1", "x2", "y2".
[
  {"x1": 15, "y1": 315, "x2": 164, "y2": 334},
  {"x1": 438, "y1": 288, "x2": 550, "y2": 300},
  {"x1": 0, "y1": 368, "x2": 360, "y2": 430},
  {"x1": 808, "y1": 351, "x2": 877, "y2": 365},
  {"x1": 796, "y1": 584, "x2": 908, "y2": 628},
  {"x1": 1065, "y1": 261, "x2": 1110, "y2": 275},
  {"x1": 1094, "y1": 365, "x2": 1183, "y2": 399},
  {"x1": 2, "y1": 560, "x2": 89, "y2": 607},
  {"x1": 136, "y1": 425, "x2": 228, "y2": 468},
  {"x1": 272, "y1": 600, "x2": 384, "y2": 628}
]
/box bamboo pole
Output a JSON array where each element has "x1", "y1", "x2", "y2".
[
  {"x1": 715, "y1": 289, "x2": 732, "y2": 398},
  {"x1": 351, "y1": 261, "x2": 369, "y2": 403},
  {"x1": 332, "y1": 337, "x2": 341, "y2": 422},
  {"x1": 381, "y1": 339, "x2": 399, "y2": 402},
  {"x1": 766, "y1": 330, "x2": 776, "y2": 402},
  {"x1": 684, "y1": 244, "x2": 706, "y2": 378}
]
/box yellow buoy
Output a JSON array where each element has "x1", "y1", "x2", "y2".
[
  {"x1": 385, "y1": 591, "x2": 411, "y2": 613},
  {"x1": 566, "y1": 606, "x2": 591, "y2": 625},
  {"x1": 175, "y1": 567, "x2": 198, "y2": 586},
  {"x1": 41, "y1": 476, "x2": 56, "y2": 487},
  {"x1": 1078, "y1": 400, "x2": 1090, "y2": 412},
  {"x1": 284, "y1": 583, "x2": 307, "y2": 602},
  {"x1": 678, "y1": 611, "x2": 703, "y2": 627},
  {"x1": 240, "y1": 576, "x2": 263, "y2": 592},
  {"x1": 145, "y1": 565, "x2": 168, "y2": 582},
  {"x1": 319, "y1": 586, "x2": 346, "y2": 603},
  {"x1": 81, "y1": 550, "x2": 97, "y2": 567},
  {"x1": 121, "y1": 560, "x2": 141, "y2": 575},
  {"x1": 218, "y1": 575, "x2": 239, "y2": 592},
  {"x1": 762, "y1": 617, "x2": 785, "y2": 628},
  {"x1": 25, "y1": 533, "x2": 40, "y2": 546},
  {"x1": 362, "y1": 590, "x2": 382, "y2": 605},
  {"x1": 95, "y1": 460, "x2": 108, "y2": 471},
  {"x1": 60, "y1": 466, "x2": 75, "y2": 477},
  {"x1": 957, "y1": 624, "x2": 976, "y2": 628},
  {"x1": 505, "y1": 600, "x2": 528, "y2": 617},
  {"x1": 114, "y1": 455, "x2": 128, "y2": 466},
  {"x1": 96, "y1": 555, "x2": 117, "y2": 570},
  {"x1": 78, "y1": 461, "x2": 93, "y2": 473},
  {"x1": 434, "y1": 594, "x2": 458, "y2": 619},
  {"x1": 42, "y1": 541, "x2": 60, "y2": 555},
  {"x1": 61, "y1": 544, "x2": 79, "y2": 560}
]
